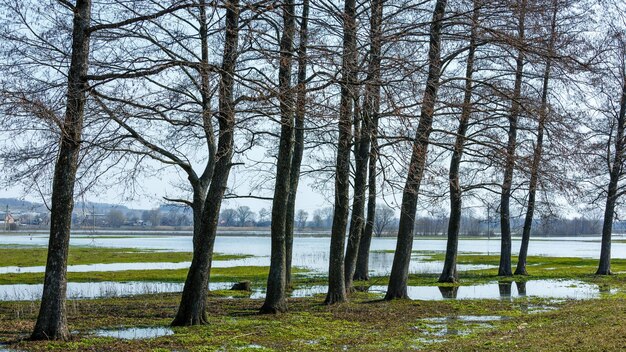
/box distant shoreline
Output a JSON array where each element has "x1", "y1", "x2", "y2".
[{"x1": 0, "y1": 229, "x2": 621, "y2": 240}]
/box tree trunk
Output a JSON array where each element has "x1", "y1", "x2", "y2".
[
  {"x1": 385, "y1": 0, "x2": 447, "y2": 300},
  {"x1": 354, "y1": 119, "x2": 379, "y2": 281},
  {"x1": 325, "y1": 0, "x2": 357, "y2": 305},
  {"x1": 285, "y1": 0, "x2": 309, "y2": 289},
  {"x1": 439, "y1": 0, "x2": 479, "y2": 284},
  {"x1": 350, "y1": 0, "x2": 383, "y2": 285},
  {"x1": 597, "y1": 75, "x2": 626, "y2": 275},
  {"x1": 515, "y1": 0, "x2": 557, "y2": 276},
  {"x1": 344, "y1": 110, "x2": 369, "y2": 291},
  {"x1": 499, "y1": 0, "x2": 526, "y2": 277},
  {"x1": 172, "y1": 0, "x2": 239, "y2": 325},
  {"x1": 31, "y1": 0, "x2": 92, "y2": 341},
  {"x1": 261, "y1": 0, "x2": 296, "y2": 314}
]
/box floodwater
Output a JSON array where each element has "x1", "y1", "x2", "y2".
[
  {"x1": 271, "y1": 279, "x2": 604, "y2": 300},
  {"x1": 0, "y1": 233, "x2": 623, "y2": 259},
  {"x1": 0, "y1": 279, "x2": 604, "y2": 302},
  {"x1": 0, "y1": 281, "x2": 232, "y2": 301},
  {"x1": 0, "y1": 234, "x2": 621, "y2": 276},
  {"x1": 0, "y1": 255, "x2": 492, "y2": 277},
  {"x1": 93, "y1": 326, "x2": 173, "y2": 339}
]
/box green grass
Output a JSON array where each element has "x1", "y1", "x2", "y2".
[
  {"x1": 2, "y1": 291, "x2": 625, "y2": 351},
  {"x1": 0, "y1": 245, "x2": 249, "y2": 267},
  {"x1": 0, "y1": 266, "x2": 309, "y2": 285},
  {"x1": 3, "y1": 248, "x2": 626, "y2": 350}
]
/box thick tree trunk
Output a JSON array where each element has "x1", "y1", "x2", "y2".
[
  {"x1": 439, "y1": 1, "x2": 479, "y2": 284},
  {"x1": 261, "y1": 0, "x2": 296, "y2": 314},
  {"x1": 325, "y1": 0, "x2": 357, "y2": 305},
  {"x1": 172, "y1": 0, "x2": 239, "y2": 325},
  {"x1": 597, "y1": 78, "x2": 626, "y2": 275},
  {"x1": 385, "y1": 0, "x2": 447, "y2": 300},
  {"x1": 285, "y1": 0, "x2": 309, "y2": 289},
  {"x1": 499, "y1": 0, "x2": 526, "y2": 277},
  {"x1": 350, "y1": 0, "x2": 383, "y2": 285},
  {"x1": 516, "y1": 0, "x2": 558, "y2": 276},
  {"x1": 31, "y1": 0, "x2": 92, "y2": 341}
]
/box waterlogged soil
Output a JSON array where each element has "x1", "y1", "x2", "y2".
[{"x1": 1, "y1": 293, "x2": 626, "y2": 351}]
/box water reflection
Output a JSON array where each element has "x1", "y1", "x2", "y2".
[
  {"x1": 0, "y1": 279, "x2": 604, "y2": 301},
  {"x1": 93, "y1": 326, "x2": 173, "y2": 339},
  {"x1": 438, "y1": 286, "x2": 459, "y2": 299},
  {"x1": 498, "y1": 281, "x2": 512, "y2": 300},
  {"x1": 515, "y1": 281, "x2": 527, "y2": 296}
]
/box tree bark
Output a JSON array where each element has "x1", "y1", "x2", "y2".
[
  {"x1": 261, "y1": 0, "x2": 296, "y2": 314},
  {"x1": 385, "y1": 0, "x2": 447, "y2": 300},
  {"x1": 350, "y1": 0, "x2": 383, "y2": 284},
  {"x1": 597, "y1": 71, "x2": 626, "y2": 275},
  {"x1": 439, "y1": 0, "x2": 479, "y2": 284},
  {"x1": 325, "y1": 0, "x2": 357, "y2": 305},
  {"x1": 285, "y1": 0, "x2": 309, "y2": 289},
  {"x1": 499, "y1": 0, "x2": 526, "y2": 277},
  {"x1": 515, "y1": 0, "x2": 557, "y2": 276},
  {"x1": 172, "y1": 0, "x2": 239, "y2": 325},
  {"x1": 31, "y1": 0, "x2": 92, "y2": 341}
]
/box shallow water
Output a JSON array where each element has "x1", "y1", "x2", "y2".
[
  {"x1": 1, "y1": 234, "x2": 624, "y2": 261},
  {"x1": 254, "y1": 279, "x2": 602, "y2": 300},
  {"x1": 0, "y1": 279, "x2": 602, "y2": 302},
  {"x1": 0, "y1": 281, "x2": 233, "y2": 301},
  {"x1": 0, "y1": 254, "x2": 491, "y2": 277},
  {"x1": 93, "y1": 326, "x2": 173, "y2": 339}
]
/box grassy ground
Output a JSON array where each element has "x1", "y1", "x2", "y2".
[
  {"x1": 1, "y1": 293, "x2": 626, "y2": 351},
  {"x1": 0, "y1": 245, "x2": 249, "y2": 267},
  {"x1": 2, "y1": 247, "x2": 626, "y2": 351}
]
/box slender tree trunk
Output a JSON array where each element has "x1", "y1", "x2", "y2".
[
  {"x1": 172, "y1": 0, "x2": 239, "y2": 325},
  {"x1": 31, "y1": 0, "x2": 92, "y2": 341},
  {"x1": 261, "y1": 0, "x2": 296, "y2": 313},
  {"x1": 354, "y1": 118, "x2": 379, "y2": 281},
  {"x1": 515, "y1": 0, "x2": 558, "y2": 276},
  {"x1": 385, "y1": 0, "x2": 447, "y2": 300},
  {"x1": 344, "y1": 109, "x2": 369, "y2": 291},
  {"x1": 499, "y1": 0, "x2": 526, "y2": 277},
  {"x1": 285, "y1": 0, "x2": 309, "y2": 289},
  {"x1": 597, "y1": 75, "x2": 626, "y2": 275},
  {"x1": 350, "y1": 0, "x2": 383, "y2": 284},
  {"x1": 325, "y1": 0, "x2": 357, "y2": 305},
  {"x1": 439, "y1": 0, "x2": 479, "y2": 284}
]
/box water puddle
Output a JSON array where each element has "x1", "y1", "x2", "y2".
[{"x1": 93, "y1": 326, "x2": 173, "y2": 339}]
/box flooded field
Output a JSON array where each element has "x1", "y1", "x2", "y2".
[
  {"x1": 0, "y1": 279, "x2": 606, "y2": 302},
  {"x1": 0, "y1": 233, "x2": 623, "y2": 260}
]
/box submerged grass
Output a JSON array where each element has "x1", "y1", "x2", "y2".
[
  {"x1": 0, "y1": 266, "x2": 309, "y2": 285},
  {"x1": 0, "y1": 245, "x2": 250, "y2": 267}
]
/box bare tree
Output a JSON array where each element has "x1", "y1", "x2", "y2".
[
  {"x1": 515, "y1": 0, "x2": 559, "y2": 275},
  {"x1": 296, "y1": 209, "x2": 308, "y2": 229},
  {"x1": 261, "y1": 0, "x2": 296, "y2": 314},
  {"x1": 439, "y1": 0, "x2": 480, "y2": 283},
  {"x1": 236, "y1": 206, "x2": 254, "y2": 227},
  {"x1": 594, "y1": 17, "x2": 626, "y2": 275},
  {"x1": 385, "y1": 0, "x2": 448, "y2": 300},
  {"x1": 374, "y1": 205, "x2": 394, "y2": 237},
  {"x1": 285, "y1": 0, "x2": 309, "y2": 288},
  {"x1": 498, "y1": 0, "x2": 527, "y2": 277},
  {"x1": 325, "y1": 0, "x2": 357, "y2": 305}
]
